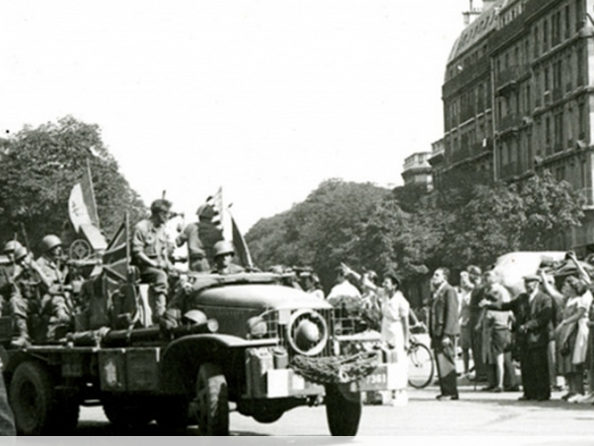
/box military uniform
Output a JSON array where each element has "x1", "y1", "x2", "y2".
[
  {"x1": 212, "y1": 264, "x2": 245, "y2": 275},
  {"x1": 132, "y1": 218, "x2": 170, "y2": 322},
  {"x1": 36, "y1": 255, "x2": 72, "y2": 341},
  {"x1": 9, "y1": 260, "x2": 45, "y2": 346}
]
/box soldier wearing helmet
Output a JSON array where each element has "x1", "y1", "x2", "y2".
[
  {"x1": 175, "y1": 204, "x2": 223, "y2": 272},
  {"x1": 0, "y1": 240, "x2": 24, "y2": 313},
  {"x1": 131, "y1": 199, "x2": 174, "y2": 324},
  {"x1": 211, "y1": 240, "x2": 245, "y2": 275},
  {"x1": 6, "y1": 246, "x2": 52, "y2": 348},
  {"x1": 36, "y1": 234, "x2": 74, "y2": 341}
]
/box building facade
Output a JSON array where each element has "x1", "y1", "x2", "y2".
[
  {"x1": 431, "y1": 0, "x2": 594, "y2": 252},
  {"x1": 401, "y1": 152, "x2": 433, "y2": 191}
]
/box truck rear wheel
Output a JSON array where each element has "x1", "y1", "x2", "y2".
[
  {"x1": 195, "y1": 363, "x2": 229, "y2": 435},
  {"x1": 9, "y1": 361, "x2": 57, "y2": 435},
  {"x1": 324, "y1": 384, "x2": 362, "y2": 436}
]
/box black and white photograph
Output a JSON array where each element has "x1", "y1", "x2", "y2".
[{"x1": 1, "y1": 0, "x2": 594, "y2": 440}]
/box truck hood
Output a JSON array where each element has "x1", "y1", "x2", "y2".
[{"x1": 193, "y1": 283, "x2": 332, "y2": 311}]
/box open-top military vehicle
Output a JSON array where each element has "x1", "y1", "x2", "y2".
[{"x1": 1, "y1": 226, "x2": 398, "y2": 436}]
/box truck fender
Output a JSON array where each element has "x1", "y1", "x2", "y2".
[{"x1": 160, "y1": 334, "x2": 276, "y2": 394}]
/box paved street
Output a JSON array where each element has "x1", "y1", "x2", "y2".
[{"x1": 71, "y1": 377, "x2": 594, "y2": 437}]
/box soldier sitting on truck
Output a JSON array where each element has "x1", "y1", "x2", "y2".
[
  {"x1": 211, "y1": 240, "x2": 245, "y2": 275},
  {"x1": 7, "y1": 246, "x2": 51, "y2": 347},
  {"x1": 0, "y1": 240, "x2": 23, "y2": 315},
  {"x1": 36, "y1": 235, "x2": 75, "y2": 341},
  {"x1": 131, "y1": 199, "x2": 174, "y2": 324}
]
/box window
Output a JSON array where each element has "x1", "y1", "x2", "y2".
[
  {"x1": 533, "y1": 27, "x2": 539, "y2": 58},
  {"x1": 579, "y1": 101, "x2": 587, "y2": 139},
  {"x1": 577, "y1": 43, "x2": 585, "y2": 86},
  {"x1": 546, "y1": 116, "x2": 552, "y2": 154},
  {"x1": 543, "y1": 19, "x2": 549, "y2": 51},
  {"x1": 565, "y1": 5, "x2": 571, "y2": 39},
  {"x1": 553, "y1": 60, "x2": 563, "y2": 93},
  {"x1": 566, "y1": 53, "x2": 573, "y2": 92},
  {"x1": 576, "y1": 0, "x2": 583, "y2": 32},
  {"x1": 553, "y1": 11, "x2": 561, "y2": 45},
  {"x1": 554, "y1": 110, "x2": 564, "y2": 151}
]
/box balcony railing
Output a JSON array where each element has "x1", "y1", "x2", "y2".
[
  {"x1": 499, "y1": 161, "x2": 524, "y2": 179},
  {"x1": 498, "y1": 114, "x2": 522, "y2": 132}
]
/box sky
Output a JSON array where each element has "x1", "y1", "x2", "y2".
[{"x1": 0, "y1": 0, "x2": 471, "y2": 232}]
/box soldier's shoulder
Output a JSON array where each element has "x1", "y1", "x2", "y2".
[{"x1": 133, "y1": 218, "x2": 151, "y2": 232}]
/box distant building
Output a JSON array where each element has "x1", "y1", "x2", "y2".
[
  {"x1": 428, "y1": 0, "x2": 594, "y2": 253},
  {"x1": 402, "y1": 152, "x2": 433, "y2": 191}
]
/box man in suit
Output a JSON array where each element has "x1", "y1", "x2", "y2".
[
  {"x1": 481, "y1": 274, "x2": 553, "y2": 401},
  {"x1": 429, "y1": 267, "x2": 460, "y2": 400}
]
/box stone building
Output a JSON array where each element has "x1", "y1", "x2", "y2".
[
  {"x1": 430, "y1": 0, "x2": 594, "y2": 252},
  {"x1": 401, "y1": 152, "x2": 433, "y2": 191}
]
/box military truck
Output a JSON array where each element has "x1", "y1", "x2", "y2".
[{"x1": 0, "y1": 270, "x2": 398, "y2": 436}]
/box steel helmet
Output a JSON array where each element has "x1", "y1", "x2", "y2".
[
  {"x1": 3, "y1": 240, "x2": 23, "y2": 253},
  {"x1": 41, "y1": 234, "x2": 62, "y2": 252},
  {"x1": 214, "y1": 240, "x2": 234, "y2": 258},
  {"x1": 13, "y1": 246, "x2": 28, "y2": 262}
]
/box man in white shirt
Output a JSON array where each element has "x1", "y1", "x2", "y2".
[{"x1": 327, "y1": 266, "x2": 361, "y2": 301}]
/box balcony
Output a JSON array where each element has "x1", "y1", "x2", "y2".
[
  {"x1": 498, "y1": 114, "x2": 522, "y2": 132},
  {"x1": 497, "y1": 65, "x2": 530, "y2": 92},
  {"x1": 450, "y1": 145, "x2": 472, "y2": 163},
  {"x1": 499, "y1": 161, "x2": 524, "y2": 179}
]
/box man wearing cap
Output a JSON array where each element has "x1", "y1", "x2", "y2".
[
  {"x1": 211, "y1": 240, "x2": 245, "y2": 275},
  {"x1": 429, "y1": 267, "x2": 460, "y2": 400},
  {"x1": 132, "y1": 199, "x2": 174, "y2": 323},
  {"x1": 176, "y1": 204, "x2": 223, "y2": 272},
  {"x1": 480, "y1": 274, "x2": 553, "y2": 401}
]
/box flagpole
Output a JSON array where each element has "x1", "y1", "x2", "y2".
[{"x1": 86, "y1": 158, "x2": 100, "y2": 230}]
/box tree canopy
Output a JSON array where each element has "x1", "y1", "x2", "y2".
[
  {"x1": 0, "y1": 116, "x2": 147, "y2": 254},
  {"x1": 246, "y1": 172, "x2": 585, "y2": 293}
]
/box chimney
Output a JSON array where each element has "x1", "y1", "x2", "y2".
[{"x1": 463, "y1": 0, "x2": 482, "y2": 25}]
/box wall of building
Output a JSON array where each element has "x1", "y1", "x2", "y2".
[{"x1": 432, "y1": 0, "x2": 594, "y2": 252}]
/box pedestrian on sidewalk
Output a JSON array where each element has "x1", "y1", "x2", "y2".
[
  {"x1": 467, "y1": 265, "x2": 487, "y2": 383},
  {"x1": 429, "y1": 267, "x2": 460, "y2": 401},
  {"x1": 480, "y1": 274, "x2": 553, "y2": 401}
]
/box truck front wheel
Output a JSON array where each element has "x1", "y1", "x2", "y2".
[
  {"x1": 324, "y1": 384, "x2": 362, "y2": 436},
  {"x1": 9, "y1": 361, "x2": 56, "y2": 435},
  {"x1": 195, "y1": 363, "x2": 229, "y2": 435}
]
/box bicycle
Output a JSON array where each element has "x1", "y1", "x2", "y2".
[{"x1": 407, "y1": 333, "x2": 435, "y2": 389}]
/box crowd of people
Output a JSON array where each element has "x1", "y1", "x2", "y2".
[{"x1": 427, "y1": 252, "x2": 594, "y2": 404}]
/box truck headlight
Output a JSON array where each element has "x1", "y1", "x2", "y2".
[
  {"x1": 287, "y1": 310, "x2": 328, "y2": 356},
  {"x1": 247, "y1": 317, "x2": 267, "y2": 339}
]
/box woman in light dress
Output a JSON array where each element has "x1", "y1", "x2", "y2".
[{"x1": 377, "y1": 272, "x2": 410, "y2": 406}]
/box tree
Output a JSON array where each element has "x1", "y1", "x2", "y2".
[
  {"x1": 246, "y1": 179, "x2": 389, "y2": 291},
  {"x1": 0, "y1": 116, "x2": 147, "y2": 254},
  {"x1": 518, "y1": 171, "x2": 585, "y2": 250}
]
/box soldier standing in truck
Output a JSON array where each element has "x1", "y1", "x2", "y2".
[
  {"x1": 175, "y1": 204, "x2": 223, "y2": 272},
  {"x1": 132, "y1": 199, "x2": 174, "y2": 324}
]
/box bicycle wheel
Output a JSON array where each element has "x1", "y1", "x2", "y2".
[{"x1": 407, "y1": 342, "x2": 434, "y2": 389}]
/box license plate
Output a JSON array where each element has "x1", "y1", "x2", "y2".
[{"x1": 349, "y1": 364, "x2": 396, "y2": 392}]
